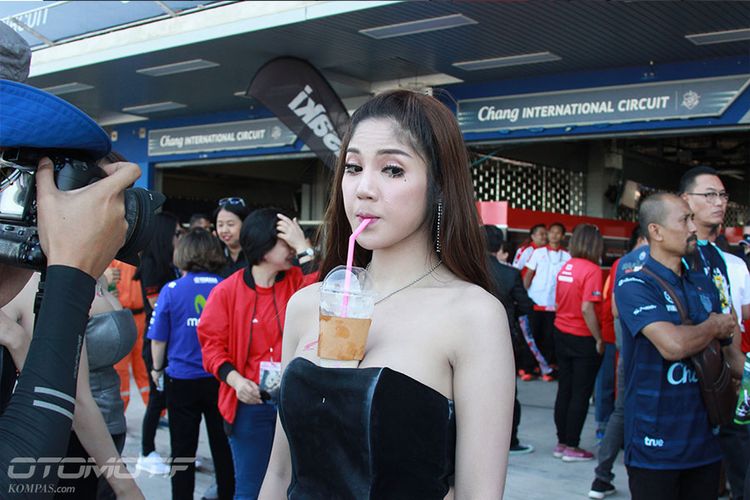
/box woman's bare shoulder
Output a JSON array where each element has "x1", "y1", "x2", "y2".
[
  {"x1": 453, "y1": 283, "x2": 505, "y2": 322},
  {"x1": 282, "y1": 282, "x2": 320, "y2": 363},
  {"x1": 434, "y1": 281, "x2": 509, "y2": 354},
  {"x1": 435, "y1": 277, "x2": 502, "y2": 311},
  {"x1": 288, "y1": 281, "x2": 320, "y2": 311},
  {"x1": 285, "y1": 282, "x2": 320, "y2": 330}
]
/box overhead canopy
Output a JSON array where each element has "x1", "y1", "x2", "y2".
[
  {"x1": 0, "y1": 1, "x2": 220, "y2": 48},
  {"x1": 1, "y1": 1, "x2": 747, "y2": 129}
]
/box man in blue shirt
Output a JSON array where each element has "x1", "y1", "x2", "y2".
[
  {"x1": 680, "y1": 165, "x2": 749, "y2": 499},
  {"x1": 616, "y1": 192, "x2": 736, "y2": 500}
]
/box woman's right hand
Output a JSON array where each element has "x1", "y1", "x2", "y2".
[{"x1": 228, "y1": 371, "x2": 262, "y2": 404}]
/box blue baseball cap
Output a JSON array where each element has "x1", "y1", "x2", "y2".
[{"x1": 0, "y1": 79, "x2": 111, "y2": 159}]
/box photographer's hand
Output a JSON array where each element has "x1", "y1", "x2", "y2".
[{"x1": 36, "y1": 157, "x2": 140, "y2": 279}]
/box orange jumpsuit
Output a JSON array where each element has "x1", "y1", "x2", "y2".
[{"x1": 111, "y1": 260, "x2": 150, "y2": 409}]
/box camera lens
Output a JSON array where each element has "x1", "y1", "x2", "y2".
[{"x1": 116, "y1": 188, "x2": 166, "y2": 265}]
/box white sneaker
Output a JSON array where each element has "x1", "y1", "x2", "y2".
[{"x1": 136, "y1": 451, "x2": 171, "y2": 475}]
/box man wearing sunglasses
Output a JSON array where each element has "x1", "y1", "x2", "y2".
[{"x1": 679, "y1": 166, "x2": 749, "y2": 500}]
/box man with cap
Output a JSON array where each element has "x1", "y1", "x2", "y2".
[
  {"x1": 0, "y1": 22, "x2": 30, "y2": 82},
  {"x1": 0, "y1": 72, "x2": 143, "y2": 498},
  {"x1": 0, "y1": 18, "x2": 31, "y2": 416}
]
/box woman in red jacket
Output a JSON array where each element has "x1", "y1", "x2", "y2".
[
  {"x1": 552, "y1": 224, "x2": 605, "y2": 463},
  {"x1": 198, "y1": 208, "x2": 317, "y2": 499}
]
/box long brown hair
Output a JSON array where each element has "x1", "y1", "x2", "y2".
[{"x1": 318, "y1": 90, "x2": 491, "y2": 293}]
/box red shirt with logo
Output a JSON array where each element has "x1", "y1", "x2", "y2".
[
  {"x1": 599, "y1": 258, "x2": 620, "y2": 344},
  {"x1": 242, "y1": 285, "x2": 283, "y2": 380},
  {"x1": 554, "y1": 257, "x2": 603, "y2": 336}
]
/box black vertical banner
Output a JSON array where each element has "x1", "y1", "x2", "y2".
[{"x1": 247, "y1": 57, "x2": 350, "y2": 170}]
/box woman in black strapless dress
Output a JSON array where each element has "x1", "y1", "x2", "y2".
[{"x1": 260, "y1": 90, "x2": 515, "y2": 499}]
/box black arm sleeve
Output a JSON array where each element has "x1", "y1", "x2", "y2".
[
  {"x1": 0, "y1": 266, "x2": 95, "y2": 498},
  {"x1": 511, "y1": 271, "x2": 535, "y2": 317},
  {"x1": 218, "y1": 361, "x2": 237, "y2": 383}
]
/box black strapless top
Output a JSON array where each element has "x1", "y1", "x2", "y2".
[{"x1": 278, "y1": 357, "x2": 456, "y2": 500}]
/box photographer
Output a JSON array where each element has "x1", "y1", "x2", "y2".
[{"x1": 0, "y1": 79, "x2": 142, "y2": 497}]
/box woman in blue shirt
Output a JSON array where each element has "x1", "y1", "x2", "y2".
[{"x1": 149, "y1": 229, "x2": 234, "y2": 500}]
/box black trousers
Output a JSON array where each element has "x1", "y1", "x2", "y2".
[
  {"x1": 511, "y1": 382, "x2": 521, "y2": 447},
  {"x1": 97, "y1": 433, "x2": 126, "y2": 500},
  {"x1": 530, "y1": 310, "x2": 556, "y2": 366},
  {"x1": 53, "y1": 431, "x2": 124, "y2": 499},
  {"x1": 628, "y1": 461, "x2": 721, "y2": 500},
  {"x1": 718, "y1": 420, "x2": 750, "y2": 500},
  {"x1": 141, "y1": 338, "x2": 167, "y2": 456},
  {"x1": 165, "y1": 375, "x2": 234, "y2": 500},
  {"x1": 54, "y1": 432, "x2": 96, "y2": 499},
  {"x1": 553, "y1": 328, "x2": 602, "y2": 447}
]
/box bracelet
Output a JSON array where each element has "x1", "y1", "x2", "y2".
[
  {"x1": 296, "y1": 247, "x2": 314, "y2": 260},
  {"x1": 719, "y1": 337, "x2": 733, "y2": 347},
  {"x1": 152, "y1": 367, "x2": 164, "y2": 372}
]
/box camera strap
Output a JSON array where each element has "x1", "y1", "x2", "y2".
[{"x1": 32, "y1": 268, "x2": 46, "y2": 331}]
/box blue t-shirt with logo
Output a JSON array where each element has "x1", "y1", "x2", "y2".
[
  {"x1": 616, "y1": 256, "x2": 722, "y2": 469},
  {"x1": 615, "y1": 244, "x2": 649, "y2": 283},
  {"x1": 147, "y1": 272, "x2": 222, "y2": 380}
]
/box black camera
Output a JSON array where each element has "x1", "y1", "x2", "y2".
[{"x1": 0, "y1": 148, "x2": 165, "y2": 270}]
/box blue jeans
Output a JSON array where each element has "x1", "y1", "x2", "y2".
[
  {"x1": 595, "y1": 352, "x2": 625, "y2": 483},
  {"x1": 594, "y1": 342, "x2": 617, "y2": 429},
  {"x1": 228, "y1": 402, "x2": 277, "y2": 500}
]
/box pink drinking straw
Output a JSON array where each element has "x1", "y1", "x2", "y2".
[{"x1": 342, "y1": 218, "x2": 373, "y2": 316}]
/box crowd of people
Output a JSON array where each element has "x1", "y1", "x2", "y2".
[{"x1": 493, "y1": 166, "x2": 750, "y2": 500}]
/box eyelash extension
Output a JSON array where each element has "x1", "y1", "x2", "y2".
[
  {"x1": 343, "y1": 163, "x2": 404, "y2": 178},
  {"x1": 344, "y1": 163, "x2": 362, "y2": 173},
  {"x1": 383, "y1": 165, "x2": 404, "y2": 178}
]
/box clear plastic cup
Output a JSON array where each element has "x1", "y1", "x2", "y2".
[{"x1": 318, "y1": 265, "x2": 375, "y2": 368}]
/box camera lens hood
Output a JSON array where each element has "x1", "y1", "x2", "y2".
[{"x1": 115, "y1": 188, "x2": 166, "y2": 266}]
